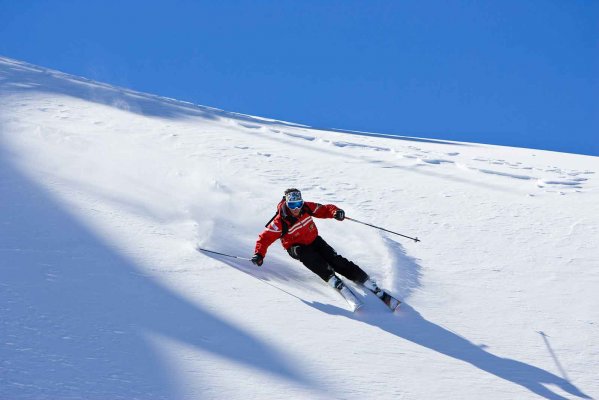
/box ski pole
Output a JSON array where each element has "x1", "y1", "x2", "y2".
[
  {"x1": 345, "y1": 217, "x2": 420, "y2": 243},
  {"x1": 197, "y1": 247, "x2": 305, "y2": 301},
  {"x1": 197, "y1": 247, "x2": 253, "y2": 261}
]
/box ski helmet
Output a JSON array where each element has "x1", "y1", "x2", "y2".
[{"x1": 284, "y1": 188, "x2": 303, "y2": 210}]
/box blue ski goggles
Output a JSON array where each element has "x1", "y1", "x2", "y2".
[{"x1": 286, "y1": 200, "x2": 304, "y2": 210}]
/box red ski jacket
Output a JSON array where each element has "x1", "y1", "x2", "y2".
[{"x1": 254, "y1": 199, "x2": 339, "y2": 258}]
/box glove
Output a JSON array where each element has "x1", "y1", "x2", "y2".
[
  {"x1": 251, "y1": 253, "x2": 264, "y2": 266},
  {"x1": 334, "y1": 209, "x2": 345, "y2": 221}
]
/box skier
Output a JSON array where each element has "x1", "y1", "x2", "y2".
[{"x1": 251, "y1": 188, "x2": 394, "y2": 308}]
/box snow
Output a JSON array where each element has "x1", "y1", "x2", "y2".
[{"x1": 1, "y1": 56, "x2": 598, "y2": 399}]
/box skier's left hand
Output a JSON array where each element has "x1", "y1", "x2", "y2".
[{"x1": 334, "y1": 209, "x2": 345, "y2": 221}]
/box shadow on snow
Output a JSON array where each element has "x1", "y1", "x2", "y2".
[
  {"x1": 313, "y1": 239, "x2": 590, "y2": 400},
  {"x1": 0, "y1": 149, "x2": 321, "y2": 399},
  {"x1": 204, "y1": 236, "x2": 590, "y2": 400}
]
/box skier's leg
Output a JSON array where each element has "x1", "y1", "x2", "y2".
[
  {"x1": 312, "y1": 236, "x2": 368, "y2": 283},
  {"x1": 290, "y1": 240, "x2": 364, "y2": 310},
  {"x1": 288, "y1": 242, "x2": 334, "y2": 282}
]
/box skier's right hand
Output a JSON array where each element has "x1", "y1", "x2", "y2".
[{"x1": 251, "y1": 253, "x2": 264, "y2": 267}]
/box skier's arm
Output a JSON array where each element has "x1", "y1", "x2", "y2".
[
  {"x1": 305, "y1": 201, "x2": 339, "y2": 219},
  {"x1": 254, "y1": 218, "x2": 282, "y2": 258}
]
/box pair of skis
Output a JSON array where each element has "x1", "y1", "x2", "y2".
[{"x1": 336, "y1": 281, "x2": 401, "y2": 312}]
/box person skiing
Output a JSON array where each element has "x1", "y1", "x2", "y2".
[{"x1": 251, "y1": 188, "x2": 391, "y2": 306}]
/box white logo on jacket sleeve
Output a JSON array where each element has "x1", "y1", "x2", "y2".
[{"x1": 266, "y1": 223, "x2": 280, "y2": 233}]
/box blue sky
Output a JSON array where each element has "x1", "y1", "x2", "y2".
[{"x1": 1, "y1": 1, "x2": 597, "y2": 156}]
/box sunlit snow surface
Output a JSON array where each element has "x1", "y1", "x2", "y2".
[{"x1": 1, "y1": 57, "x2": 597, "y2": 400}]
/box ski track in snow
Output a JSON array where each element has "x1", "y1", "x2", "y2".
[
  {"x1": 265, "y1": 127, "x2": 594, "y2": 194},
  {"x1": 1, "y1": 56, "x2": 598, "y2": 400}
]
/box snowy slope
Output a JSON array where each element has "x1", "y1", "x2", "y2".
[{"x1": 1, "y1": 56, "x2": 598, "y2": 400}]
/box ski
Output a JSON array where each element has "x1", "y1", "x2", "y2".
[
  {"x1": 379, "y1": 291, "x2": 401, "y2": 311},
  {"x1": 328, "y1": 275, "x2": 363, "y2": 312},
  {"x1": 362, "y1": 279, "x2": 401, "y2": 312},
  {"x1": 338, "y1": 284, "x2": 364, "y2": 312}
]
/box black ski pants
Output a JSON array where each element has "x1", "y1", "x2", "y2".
[{"x1": 287, "y1": 236, "x2": 368, "y2": 283}]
